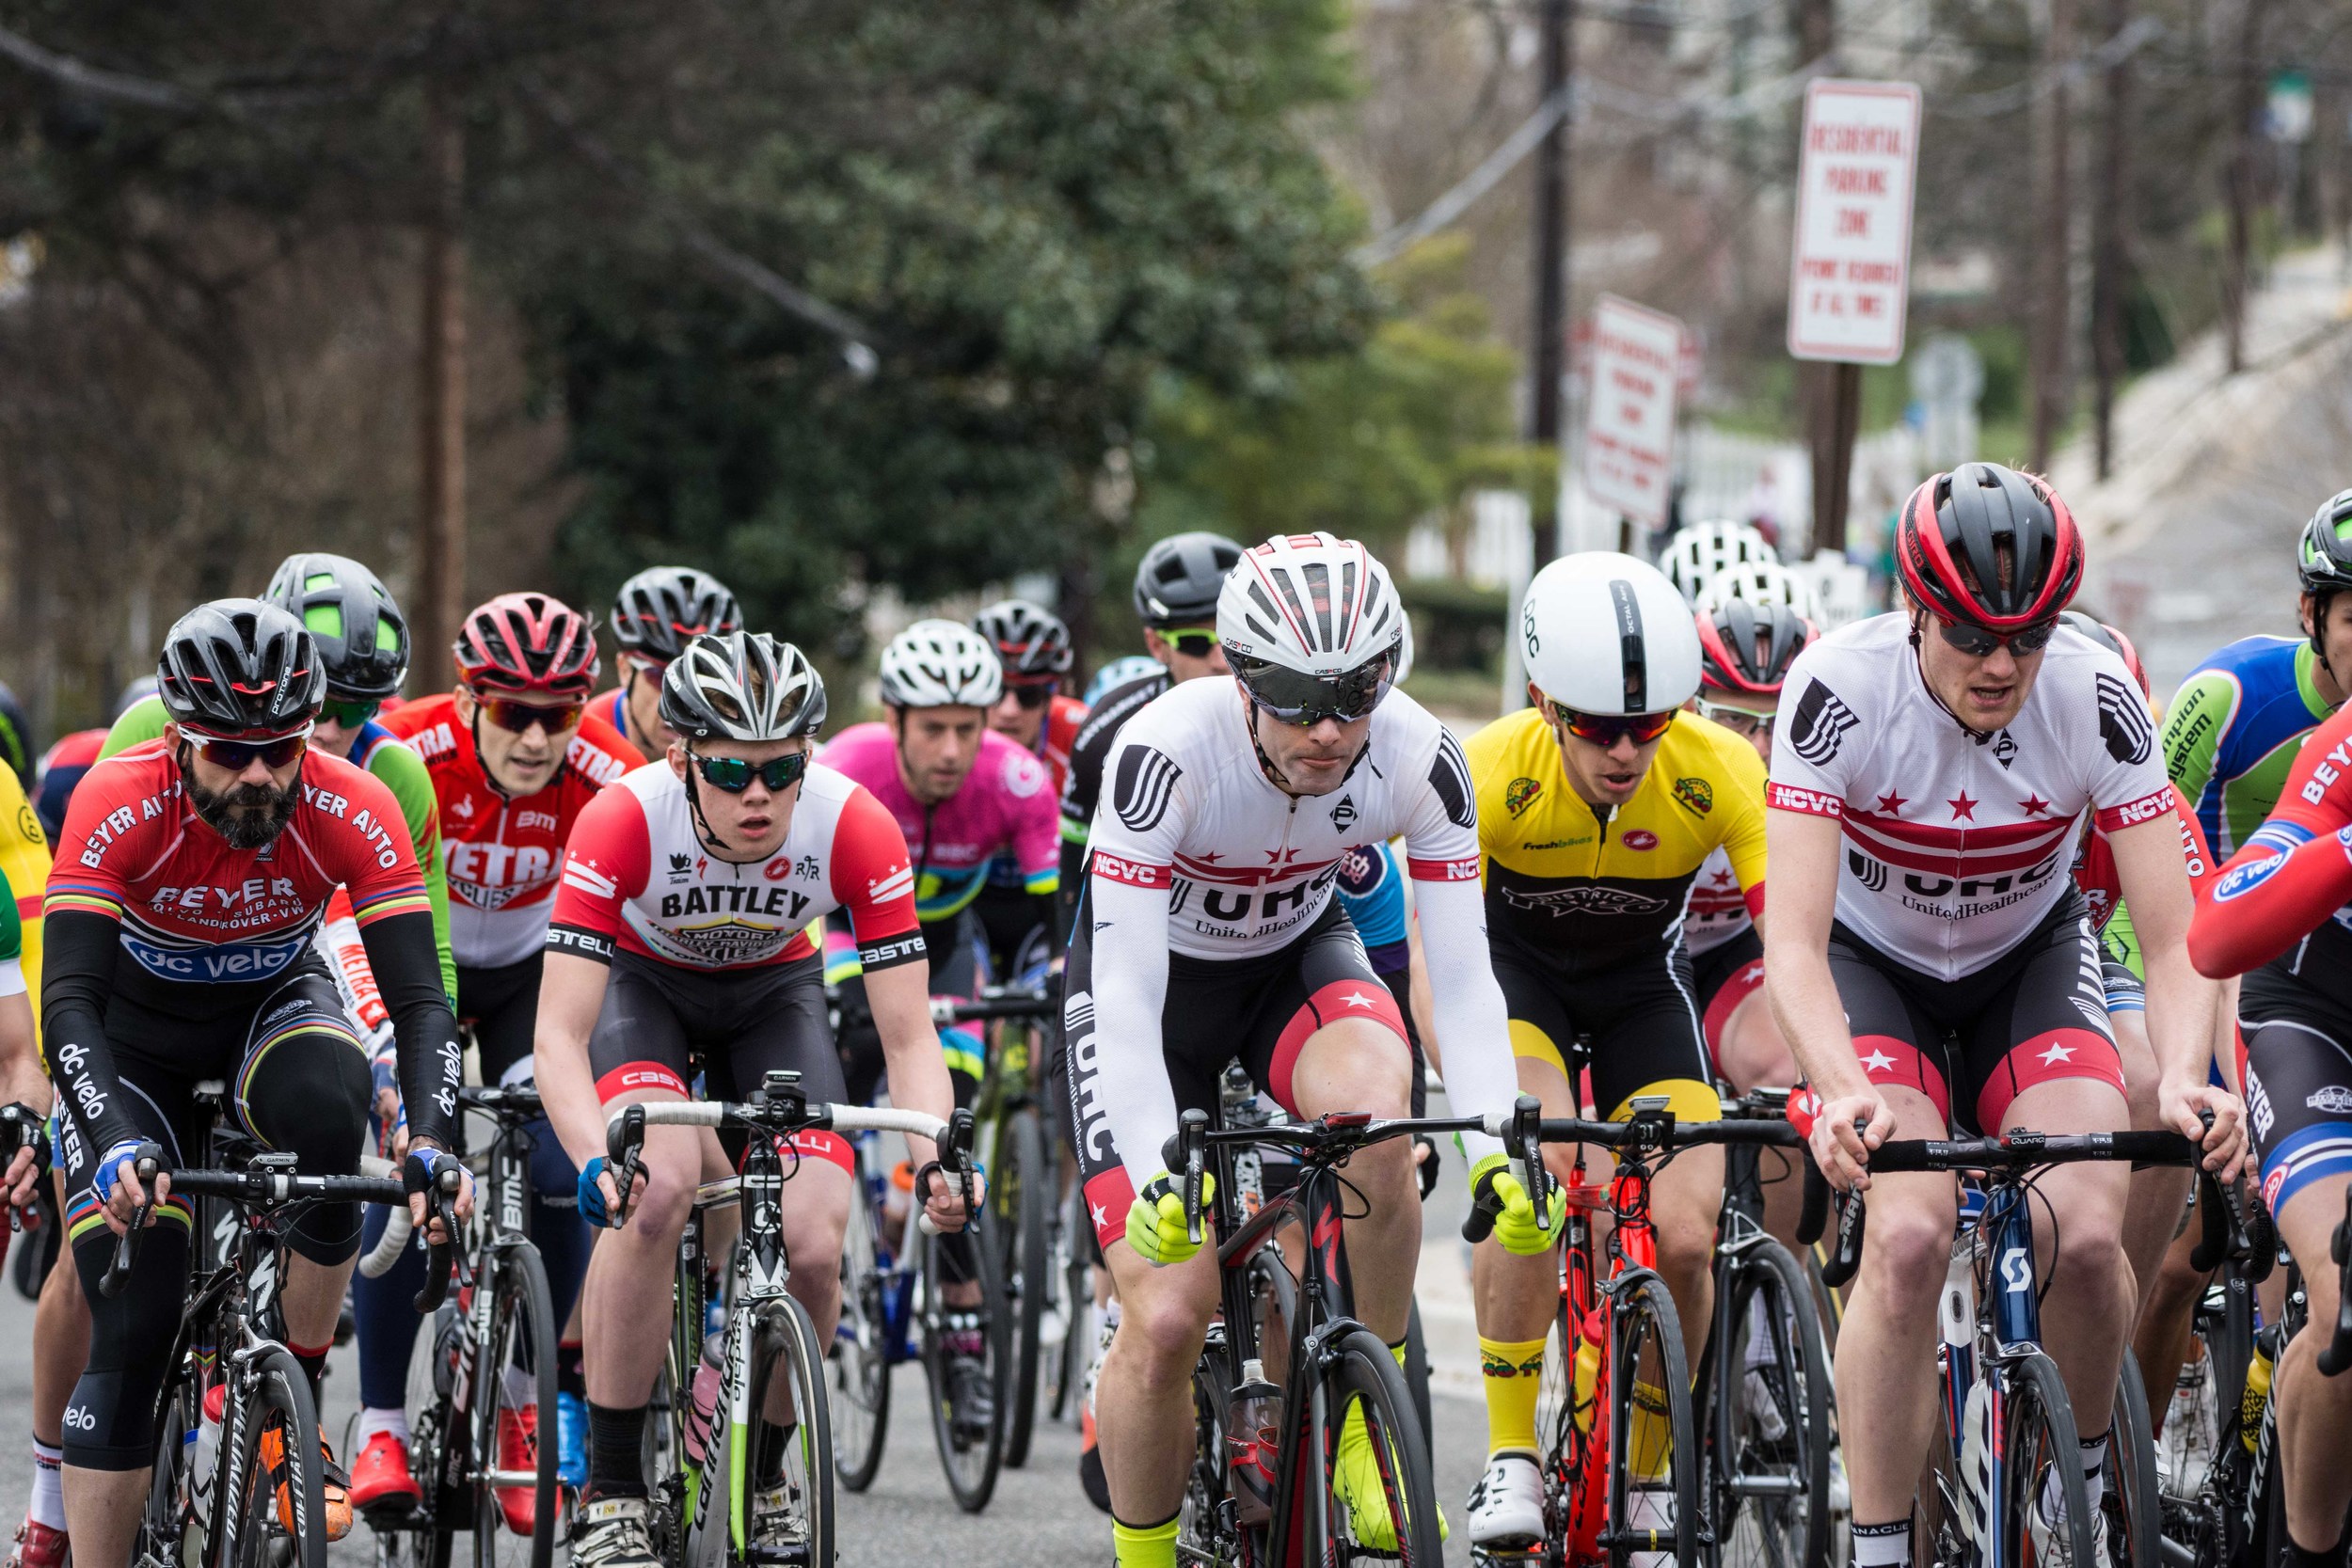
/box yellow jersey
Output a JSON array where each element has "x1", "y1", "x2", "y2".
[
  {"x1": 1464, "y1": 707, "x2": 1767, "y2": 975},
  {"x1": 0, "y1": 765, "x2": 49, "y2": 1022}
]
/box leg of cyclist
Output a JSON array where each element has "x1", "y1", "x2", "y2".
[
  {"x1": 1095, "y1": 1240, "x2": 1221, "y2": 1563},
  {"x1": 2112, "y1": 1000, "x2": 2196, "y2": 1319},
  {"x1": 2266, "y1": 1177, "x2": 2352, "y2": 1559},
  {"x1": 18, "y1": 1166, "x2": 87, "y2": 1568}
]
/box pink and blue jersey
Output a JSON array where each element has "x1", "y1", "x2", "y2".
[{"x1": 818, "y1": 723, "x2": 1059, "y2": 924}]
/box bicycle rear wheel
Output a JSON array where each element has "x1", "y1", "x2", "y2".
[
  {"x1": 230, "y1": 1344, "x2": 331, "y2": 1568},
  {"x1": 729, "y1": 1295, "x2": 835, "y2": 1568},
  {"x1": 1304, "y1": 1325, "x2": 1444, "y2": 1567},
  {"x1": 921, "y1": 1208, "x2": 1009, "y2": 1512},
  {"x1": 1044, "y1": 1178, "x2": 1092, "y2": 1425},
  {"x1": 472, "y1": 1241, "x2": 559, "y2": 1568},
  {"x1": 1710, "y1": 1240, "x2": 1832, "y2": 1568},
  {"x1": 137, "y1": 1375, "x2": 198, "y2": 1567},
  {"x1": 992, "y1": 1103, "x2": 1051, "y2": 1467},
  {"x1": 831, "y1": 1164, "x2": 892, "y2": 1492},
  {"x1": 1609, "y1": 1271, "x2": 1698, "y2": 1568},
  {"x1": 2104, "y1": 1350, "x2": 2163, "y2": 1568}
]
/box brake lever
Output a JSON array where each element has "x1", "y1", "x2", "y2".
[
  {"x1": 1179, "y1": 1108, "x2": 1209, "y2": 1247},
  {"x1": 607, "y1": 1104, "x2": 647, "y2": 1229},
  {"x1": 100, "y1": 1146, "x2": 166, "y2": 1299},
  {"x1": 1510, "y1": 1094, "x2": 1550, "y2": 1236}
]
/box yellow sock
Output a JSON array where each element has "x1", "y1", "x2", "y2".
[
  {"x1": 1480, "y1": 1336, "x2": 1549, "y2": 1457},
  {"x1": 1628, "y1": 1380, "x2": 1673, "y2": 1480},
  {"x1": 1112, "y1": 1513, "x2": 1179, "y2": 1568}
]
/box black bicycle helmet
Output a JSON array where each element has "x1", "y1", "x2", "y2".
[
  {"x1": 156, "y1": 599, "x2": 326, "y2": 738},
  {"x1": 2296, "y1": 489, "x2": 2352, "y2": 596},
  {"x1": 1696, "y1": 600, "x2": 1818, "y2": 700},
  {"x1": 611, "y1": 566, "x2": 744, "y2": 662},
  {"x1": 660, "y1": 632, "x2": 828, "y2": 743},
  {"x1": 971, "y1": 599, "x2": 1074, "y2": 678},
  {"x1": 1133, "y1": 531, "x2": 1243, "y2": 627},
  {"x1": 262, "y1": 552, "x2": 410, "y2": 701}
]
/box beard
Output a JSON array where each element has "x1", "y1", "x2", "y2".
[{"x1": 183, "y1": 762, "x2": 298, "y2": 850}]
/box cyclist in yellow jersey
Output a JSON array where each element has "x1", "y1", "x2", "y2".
[
  {"x1": 1460, "y1": 554, "x2": 1767, "y2": 1547},
  {"x1": 0, "y1": 764, "x2": 47, "y2": 1020}
]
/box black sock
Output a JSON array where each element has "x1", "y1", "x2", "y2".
[
  {"x1": 559, "y1": 1341, "x2": 587, "y2": 1402},
  {"x1": 587, "y1": 1402, "x2": 650, "y2": 1500},
  {"x1": 2288, "y1": 1536, "x2": 2345, "y2": 1568},
  {"x1": 289, "y1": 1339, "x2": 332, "y2": 1403}
]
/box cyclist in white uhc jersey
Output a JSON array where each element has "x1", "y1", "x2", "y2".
[{"x1": 1066, "y1": 532, "x2": 1541, "y2": 1568}]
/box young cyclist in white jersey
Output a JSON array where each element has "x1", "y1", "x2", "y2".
[{"x1": 1764, "y1": 463, "x2": 2245, "y2": 1568}]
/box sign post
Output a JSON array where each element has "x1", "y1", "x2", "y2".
[
  {"x1": 1788, "y1": 78, "x2": 1921, "y2": 555},
  {"x1": 1581, "y1": 293, "x2": 1686, "y2": 539}
]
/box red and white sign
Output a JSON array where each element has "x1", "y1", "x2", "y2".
[
  {"x1": 1581, "y1": 294, "x2": 1685, "y2": 528},
  {"x1": 1787, "y1": 79, "x2": 1922, "y2": 365}
]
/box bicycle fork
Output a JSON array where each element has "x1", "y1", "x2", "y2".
[{"x1": 1941, "y1": 1187, "x2": 2040, "y2": 1564}]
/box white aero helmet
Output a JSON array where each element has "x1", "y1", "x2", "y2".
[
  {"x1": 1217, "y1": 532, "x2": 1406, "y2": 720},
  {"x1": 1521, "y1": 551, "x2": 1702, "y2": 715},
  {"x1": 877, "y1": 618, "x2": 1004, "y2": 708},
  {"x1": 1661, "y1": 520, "x2": 1772, "y2": 604},
  {"x1": 1695, "y1": 559, "x2": 1819, "y2": 620}
]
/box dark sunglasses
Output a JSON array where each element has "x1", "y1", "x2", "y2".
[
  {"x1": 475, "y1": 694, "x2": 587, "y2": 736},
  {"x1": 691, "y1": 751, "x2": 810, "y2": 794},
  {"x1": 1935, "y1": 617, "x2": 2058, "y2": 658},
  {"x1": 1006, "y1": 683, "x2": 1055, "y2": 710},
  {"x1": 1549, "y1": 703, "x2": 1676, "y2": 748},
  {"x1": 1168, "y1": 629, "x2": 1221, "y2": 660},
  {"x1": 188, "y1": 731, "x2": 309, "y2": 771},
  {"x1": 1233, "y1": 653, "x2": 1393, "y2": 727},
  {"x1": 321, "y1": 697, "x2": 380, "y2": 729}
]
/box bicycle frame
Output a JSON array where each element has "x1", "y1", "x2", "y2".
[{"x1": 1930, "y1": 1180, "x2": 2046, "y2": 1568}]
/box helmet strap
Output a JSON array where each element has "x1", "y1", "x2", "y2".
[
  {"x1": 680, "y1": 758, "x2": 736, "y2": 857},
  {"x1": 466, "y1": 708, "x2": 518, "y2": 805}
]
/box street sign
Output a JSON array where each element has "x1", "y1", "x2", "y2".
[
  {"x1": 1910, "y1": 333, "x2": 1985, "y2": 468},
  {"x1": 1581, "y1": 293, "x2": 1684, "y2": 529},
  {"x1": 1788, "y1": 78, "x2": 1923, "y2": 365}
]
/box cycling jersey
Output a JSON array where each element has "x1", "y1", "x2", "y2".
[
  {"x1": 818, "y1": 722, "x2": 1057, "y2": 922},
  {"x1": 383, "y1": 694, "x2": 642, "y2": 968},
  {"x1": 32, "y1": 728, "x2": 105, "y2": 844},
  {"x1": 2163, "y1": 635, "x2": 2336, "y2": 858},
  {"x1": 1767, "y1": 615, "x2": 2173, "y2": 981},
  {"x1": 984, "y1": 693, "x2": 1089, "y2": 894},
  {"x1": 1335, "y1": 839, "x2": 1410, "y2": 972},
  {"x1": 0, "y1": 865, "x2": 20, "y2": 997},
  {"x1": 1061, "y1": 670, "x2": 1167, "y2": 862},
  {"x1": 1683, "y1": 847, "x2": 1753, "y2": 957},
  {"x1": 546, "y1": 758, "x2": 924, "y2": 976},
  {"x1": 103, "y1": 695, "x2": 458, "y2": 1004},
  {"x1": 1467, "y1": 707, "x2": 1767, "y2": 975},
  {"x1": 2185, "y1": 699, "x2": 2352, "y2": 992},
  {"x1": 1074, "y1": 675, "x2": 1518, "y2": 1196},
  {"x1": 0, "y1": 765, "x2": 48, "y2": 1015}
]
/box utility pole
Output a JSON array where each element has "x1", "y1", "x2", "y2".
[
  {"x1": 2090, "y1": 0, "x2": 2131, "y2": 479},
  {"x1": 1528, "y1": 0, "x2": 1574, "y2": 566},
  {"x1": 2028, "y1": 0, "x2": 2075, "y2": 471},
  {"x1": 2223, "y1": 0, "x2": 2270, "y2": 373},
  {"x1": 1795, "y1": 0, "x2": 1855, "y2": 556},
  {"x1": 417, "y1": 82, "x2": 468, "y2": 685}
]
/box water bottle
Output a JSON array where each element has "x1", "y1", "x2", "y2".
[
  {"x1": 2240, "y1": 1328, "x2": 2278, "y2": 1455},
  {"x1": 1223, "y1": 1359, "x2": 1280, "y2": 1526},
  {"x1": 189, "y1": 1382, "x2": 225, "y2": 1520},
  {"x1": 683, "y1": 1332, "x2": 724, "y2": 1465}
]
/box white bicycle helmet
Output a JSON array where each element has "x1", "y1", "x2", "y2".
[
  {"x1": 1520, "y1": 552, "x2": 1702, "y2": 715},
  {"x1": 1695, "y1": 560, "x2": 1819, "y2": 620},
  {"x1": 1661, "y1": 520, "x2": 1773, "y2": 605},
  {"x1": 876, "y1": 618, "x2": 1004, "y2": 709},
  {"x1": 660, "y1": 632, "x2": 827, "y2": 743},
  {"x1": 1217, "y1": 532, "x2": 1405, "y2": 677}
]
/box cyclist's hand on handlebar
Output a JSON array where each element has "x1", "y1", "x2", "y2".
[
  {"x1": 1125, "y1": 1170, "x2": 1215, "y2": 1266},
  {"x1": 93, "y1": 1140, "x2": 169, "y2": 1233},
  {"x1": 914, "y1": 1158, "x2": 983, "y2": 1232},
  {"x1": 3, "y1": 1143, "x2": 40, "y2": 1212},
  {"x1": 403, "y1": 1145, "x2": 474, "y2": 1242},
  {"x1": 1811, "y1": 1087, "x2": 1892, "y2": 1192},
  {"x1": 576, "y1": 1154, "x2": 647, "y2": 1228},
  {"x1": 1468, "y1": 1153, "x2": 1565, "y2": 1256},
  {"x1": 2161, "y1": 1076, "x2": 2248, "y2": 1182}
]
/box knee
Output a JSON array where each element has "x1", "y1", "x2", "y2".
[
  {"x1": 2051, "y1": 1224, "x2": 2129, "y2": 1300},
  {"x1": 1860, "y1": 1204, "x2": 1955, "y2": 1303},
  {"x1": 1117, "y1": 1282, "x2": 1212, "y2": 1375},
  {"x1": 1652, "y1": 1205, "x2": 1717, "y2": 1284},
  {"x1": 246, "y1": 1035, "x2": 370, "y2": 1171}
]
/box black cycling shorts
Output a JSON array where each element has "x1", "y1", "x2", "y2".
[
  {"x1": 1062, "y1": 897, "x2": 1407, "y2": 1250},
  {"x1": 1827, "y1": 891, "x2": 2123, "y2": 1136},
  {"x1": 971, "y1": 881, "x2": 1053, "y2": 987},
  {"x1": 457, "y1": 952, "x2": 543, "y2": 1085},
  {"x1": 57, "y1": 956, "x2": 372, "y2": 1470},
  {"x1": 836, "y1": 909, "x2": 987, "y2": 1108},
  {"x1": 587, "y1": 948, "x2": 851, "y2": 1172},
  {"x1": 1493, "y1": 938, "x2": 1721, "y2": 1125},
  {"x1": 2237, "y1": 963, "x2": 2352, "y2": 1219},
  {"x1": 1692, "y1": 927, "x2": 1767, "y2": 1061}
]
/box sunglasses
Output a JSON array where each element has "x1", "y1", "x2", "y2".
[
  {"x1": 1549, "y1": 703, "x2": 1676, "y2": 748},
  {"x1": 188, "y1": 729, "x2": 310, "y2": 771},
  {"x1": 1006, "y1": 683, "x2": 1055, "y2": 710},
  {"x1": 1934, "y1": 617, "x2": 2058, "y2": 658},
  {"x1": 1233, "y1": 653, "x2": 1393, "y2": 726},
  {"x1": 474, "y1": 693, "x2": 587, "y2": 736},
  {"x1": 1167, "y1": 629, "x2": 1221, "y2": 660},
  {"x1": 1694, "y1": 698, "x2": 1776, "y2": 739},
  {"x1": 691, "y1": 751, "x2": 810, "y2": 794},
  {"x1": 321, "y1": 697, "x2": 380, "y2": 730}
]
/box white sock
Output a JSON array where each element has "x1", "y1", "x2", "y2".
[
  {"x1": 28, "y1": 1440, "x2": 63, "y2": 1531},
  {"x1": 2079, "y1": 1432, "x2": 2107, "y2": 1512},
  {"x1": 357, "y1": 1406, "x2": 410, "y2": 1448},
  {"x1": 1744, "y1": 1292, "x2": 1778, "y2": 1371},
  {"x1": 1852, "y1": 1519, "x2": 1911, "y2": 1568}
]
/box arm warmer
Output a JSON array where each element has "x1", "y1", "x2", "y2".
[
  {"x1": 2187, "y1": 824, "x2": 2352, "y2": 979},
  {"x1": 39, "y1": 910, "x2": 138, "y2": 1153},
  {"x1": 357, "y1": 908, "x2": 464, "y2": 1149},
  {"x1": 1407, "y1": 876, "x2": 1511, "y2": 1167},
  {"x1": 1085, "y1": 871, "x2": 1183, "y2": 1197}
]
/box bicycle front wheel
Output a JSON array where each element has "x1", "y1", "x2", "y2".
[
  {"x1": 1609, "y1": 1271, "x2": 1699, "y2": 1568},
  {"x1": 472, "y1": 1241, "x2": 559, "y2": 1568},
  {"x1": 1304, "y1": 1325, "x2": 1444, "y2": 1568},
  {"x1": 831, "y1": 1162, "x2": 893, "y2": 1491},
  {"x1": 230, "y1": 1344, "x2": 331, "y2": 1568},
  {"x1": 1710, "y1": 1240, "x2": 1833, "y2": 1568},
  {"x1": 730, "y1": 1295, "x2": 835, "y2": 1568},
  {"x1": 921, "y1": 1209, "x2": 1009, "y2": 1512},
  {"x1": 993, "y1": 1102, "x2": 1051, "y2": 1467},
  {"x1": 1994, "y1": 1349, "x2": 2094, "y2": 1568},
  {"x1": 2105, "y1": 1350, "x2": 2163, "y2": 1568}
]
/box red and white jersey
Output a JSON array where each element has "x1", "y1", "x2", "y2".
[
  {"x1": 1084, "y1": 676, "x2": 1481, "y2": 959},
  {"x1": 1681, "y1": 847, "x2": 1753, "y2": 957},
  {"x1": 1037, "y1": 693, "x2": 1088, "y2": 800},
  {"x1": 1766, "y1": 615, "x2": 2173, "y2": 980},
  {"x1": 547, "y1": 759, "x2": 924, "y2": 975},
  {"x1": 384, "y1": 694, "x2": 642, "y2": 968}
]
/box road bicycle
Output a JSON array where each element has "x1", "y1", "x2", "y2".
[
  {"x1": 606, "y1": 1071, "x2": 978, "y2": 1567},
  {"x1": 358, "y1": 1083, "x2": 563, "y2": 1568},
  {"x1": 113, "y1": 1131, "x2": 460, "y2": 1568},
  {"x1": 1804, "y1": 1126, "x2": 2231, "y2": 1568}
]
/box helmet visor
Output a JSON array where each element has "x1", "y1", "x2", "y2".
[{"x1": 1232, "y1": 649, "x2": 1394, "y2": 726}]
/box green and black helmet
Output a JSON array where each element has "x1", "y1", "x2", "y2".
[{"x1": 262, "y1": 552, "x2": 410, "y2": 701}]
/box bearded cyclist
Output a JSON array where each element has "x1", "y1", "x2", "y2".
[
  {"x1": 1767, "y1": 464, "x2": 2244, "y2": 1568},
  {"x1": 970, "y1": 598, "x2": 1087, "y2": 980},
  {"x1": 532, "y1": 632, "x2": 973, "y2": 1568},
  {"x1": 600, "y1": 566, "x2": 744, "y2": 758},
  {"x1": 360, "y1": 594, "x2": 642, "y2": 1513},
  {"x1": 1073, "y1": 531, "x2": 1534, "y2": 1568},
  {"x1": 44, "y1": 601, "x2": 471, "y2": 1563}
]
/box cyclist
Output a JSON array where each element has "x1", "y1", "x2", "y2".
[
  {"x1": 358, "y1": 592, "x2": 641, "y2": 1513},
  {"x1": 32, "y1": 679, "x2": 157, "y2": 846},
  {"x1": 43, "y1": 600, "x2": 470, "y2": 1563},
  {"x1": 0, "y1": 679, "x2": 31, "y2": 792},
  {"x1": 1767, "y1": 463, "x2": 2244, "y2": 1568},
  {"x1": 0, "y1": 765, "x2": 53, "y2": 1568},
  {"x1": 533, "y1": 632, "x2": 972, "y2": 1568},
  {"x1": 600, "y1": 565, "x2": 744, "y2": 757},
  {"x1": 1458, "y1": 552, "x2": 1771, "y2": 1546},
  {"x1": 1071, "y1": 531, "x2": 1536, "y2": 1568},
  {"x1": 1088, "y1": 656, "x2": 1164, "y2": 707},
  {"x1": 970, "y1": 597, "x2": 1087, "y2": 979},
  {"x1": 1661, "y1": 519, "x2": 1774, "y2": 605}
]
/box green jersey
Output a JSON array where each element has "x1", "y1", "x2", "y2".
[{"x1": 2161, "y1": 635, "x2": 2338, "y2": 858}]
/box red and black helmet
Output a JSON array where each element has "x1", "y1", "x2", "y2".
[
  {"x1": 1896, "y1": 463, "x2": 2083, "y2": 631},
  {"x1": 453, "y1": 593, "x2": 599, "y2": 696},
  {"x1": 2058, "y1": 610, "x2": 2150, "y2": 701},
  {"x1": 1697, "y1": 599, "x2": 1819, "y2": 699}
]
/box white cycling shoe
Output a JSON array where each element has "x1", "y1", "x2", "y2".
[{"x1": 1467, "y1": 1452, "x2": 1545, "y2": 1548}]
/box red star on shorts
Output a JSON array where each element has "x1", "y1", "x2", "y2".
[
  {"x1": 2019, "y1": 794, "x2": 2051, "y2": 815},
  {"x1": 1875, "y1": 792, "x2": 1907, "y2": 815},
  {"x1": 1947, "y1": 791, "x2": 1978, "y2": 821}
]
